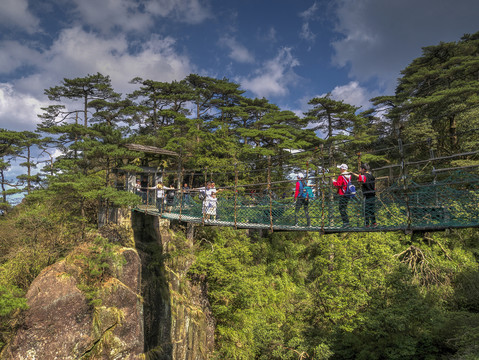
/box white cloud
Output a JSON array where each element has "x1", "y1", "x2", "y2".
[
  {"x1": 145, "y1": 0, "x2": 212, "y2": 24},
  {"x1": 0, "y1": 0, "x2": 40, "y2": 34},
  {"x1": 72, "y1": 0, "x2": 153, "y2": 33},
  {"x1": 237, "y1": 47, "x2": 300, "y2": 98},
  {"x1": 0, "y1": 41, "x2": 42, "y2": 74},
  {"x1": 299, "y1": 2, "x2": 318, "y2": 42},
  {"x1": 0, "y1": 83, "x2": 45, "y2": 131},
  {"x1": 329, "y1": 81, "x2": 378, "y2": 111},
  {"x1": 300, "y1": 22, "x2": 316, "y2": 43},
  {"x1": 219, "y1": 36, "x2": 255, "y2": 63},
  {"x1": 71, "y1": 0, "x2": 212, "y2": 33},
  {"x1": 12, "y1": 27, "x2": 193, "y2": 96},
  {"x1": 331, "y1": 0, "x2": 479, "y2": 93},
  {"x1": 2, "y1": 26, "x2": 194, "y2": 129}
]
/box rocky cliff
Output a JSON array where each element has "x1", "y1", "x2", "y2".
[
  {"x1": 132, "y1": 212, "x2": 214, "y2": 360},
  {"x1": 3, "y1": 210, "x2": 214, "y2": 360},
  {"x1": 3, "y1": 248, "x2": 143, "y2": 360}
]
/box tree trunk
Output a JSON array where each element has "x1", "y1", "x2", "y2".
[{"x1": 449, "y1": 115, "x2": 457, "y2": 151}]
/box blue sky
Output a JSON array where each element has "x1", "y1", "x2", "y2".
[{"x1": 1, "y1": 0, "x2": 479, "y2": 131}]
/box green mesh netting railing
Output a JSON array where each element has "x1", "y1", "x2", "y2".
[{"x1": 132, "y1": 171, "x2": 479, "y2": 233}]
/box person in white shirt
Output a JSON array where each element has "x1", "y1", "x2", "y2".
[
  {"x1": 206, "y1": 192, "x2": 217, "y2": 220},
  {"x1": 156, "y1": 182, "x2": 173, "y2": 212}
]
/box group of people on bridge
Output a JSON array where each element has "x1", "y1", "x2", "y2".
[
  {"x1": 294, "y1": 163, "x2": 377, "y2": 228},
  {"x1": 134, "y1": 163, "x2": 377, "y2": 228}
]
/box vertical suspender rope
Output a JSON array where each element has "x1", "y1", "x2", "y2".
[
  {"x1": 320, "y1": 145, "x2": 326, "y2": 233},
  {"x1": 146, "y1": 174, "x2": 150, "y2": 214},
  {"x1": 159, "y1": 169, "x2": 164, "y2": 217},
  {"x1": 234, "y1": 163, "x2": 238, "y2": 229},
  {"x1": 357, "y1": 152, "x2": 362, "y2": 222},
  {"x1": 399, "y1": 138, "x2": 411, "y2": 230},
  {"x1": 268, "y1": 156, "x2": 273, "y2": 232},
  {"x1": 428, "y1": 137, "x2": 438, "y2": 206},
  {"x1": 202, "y1": 168, "x2": 207, "y2": 225},
  {"x1": 179, "y1": 167, "x2": 184, "y2": 221}
]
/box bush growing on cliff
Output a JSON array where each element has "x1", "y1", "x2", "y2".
[
  {"x1": 0, "y1": 193, "x2": 129, "y2": 354},
  {"x1": 0, "y1": 285, "x2": 28, "y2": 349}
]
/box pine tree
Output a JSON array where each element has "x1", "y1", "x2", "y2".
[
  {"x1": 395, "y1": 31, "x2": 479, "y2": 159},
  {"x1": 14, "y1": 131, "x2": 45, "y2": 195},
  {"x1": 42, "y1": 73, "x2": 118, "y2": 128},
  {"x1": 0, "y1": 129, "x2": 25, "y2": 209},
  {"x1": 304, "y1": 94, "x2": 360, "y2": 168}
]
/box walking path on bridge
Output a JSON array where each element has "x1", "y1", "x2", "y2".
[{"x1": 133, "y1": 170, "x2": 479, "y2": 233}]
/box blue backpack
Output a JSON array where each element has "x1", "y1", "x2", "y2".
[
  {"x1": 299, "y1": 180, "x2": 314, "y2": 200},
  {"x1": 344, "y1": 178, "x2": 356, "y2": 198},
  {"x1": 304, "y1": 185, "x2": 315, "y2": 199}
]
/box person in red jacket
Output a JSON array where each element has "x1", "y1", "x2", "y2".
[
  {"x1": 333, "y1": 164, "x2": 351, "y2": 226},
  {"x1": 294, "y1": 172, "x2": 310, "y2": 226}
]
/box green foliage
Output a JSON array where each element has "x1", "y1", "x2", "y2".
[
  {"x1": 189, "y1": 228, "x2": 311, "y2": 360},
  {"x1": 67, "y1": 236, "x2": 126, "y2": 307},
  {"x1": 0, "y1": 285, "x2": 27, "y2": 317},
  {"x1": 189, "y1": 227, "x2": 479, "y2": 359},
  {"x1": 0, "y1": 285, "x2": 28, "y2": 350}
]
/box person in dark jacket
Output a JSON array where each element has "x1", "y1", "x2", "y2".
[{"x1": 353, "y1": 163, "x2": 377, "y2": 227}]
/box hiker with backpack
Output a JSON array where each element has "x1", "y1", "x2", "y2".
[
  {"x1": 294, "y1": 172, "x2": 311, "y2": 227},
  {"x1": 333, "y1": 164, "x2": 355, "y2": 227},
  {"x1": 352, "y1": 163, "x2": 377, "y2": 227}
]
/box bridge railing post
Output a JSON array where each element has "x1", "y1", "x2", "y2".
[
  {"x1": 202, "y1": 168, "x2": 207, "y2": 225},
  {"x1": 234, "y1": 163, "x2": 238, "y2": 229},
  {"x1": 268, "y1": 156, "x2": 273, "y2": 232},
  {"x1": 179, "y1": 167, "x2": 183, "y2": 221},
  {"x1": 320, "y1": 145, "x2": 326, "y2": 232}
]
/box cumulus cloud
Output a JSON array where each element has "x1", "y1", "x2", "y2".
[
  {"x1": 2, "y1": 26, "x2": 194, "y2": 129},
  {"x1": 237, "y1": 47, "x2": 300, "y2": 98},
  {"x1": 11, "y1": 27, "x2": 193, "y2": 97},
  {"x1": 219, "y1": 36, "x2": 255, "y2": 63},
  {"x1": 0, "y1": 0, "x2": 40, "y2": 34},
  {"x1": 0, "y1": 83, "x2": 45, "y2": 131},
  {"x1": 331, "y1": 0, "x2": 479, "y2": 93}
]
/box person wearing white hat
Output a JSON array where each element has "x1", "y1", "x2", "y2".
[
  {"x1": 333, "y1": 164, "x2": 351, "y2": 226},
  {"x1": 294, "y1": 172, "x2": 310, "y2": 226}
]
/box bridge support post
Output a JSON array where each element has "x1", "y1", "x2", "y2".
[{"x1": 187, "y1": 222, "x2": 196, "y2": 240}]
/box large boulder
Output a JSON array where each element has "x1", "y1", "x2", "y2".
[{"x1": 4, "y1": 248, "x2": 143, "y2": 360}]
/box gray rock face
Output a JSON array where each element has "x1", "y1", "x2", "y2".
[{"x1": 4, "y1": 248, "x2": 143, "y2": 360}]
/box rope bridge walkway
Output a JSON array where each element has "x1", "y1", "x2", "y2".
[{"x1": 131, "y1": 171, "x2": 479, "y2": 233}]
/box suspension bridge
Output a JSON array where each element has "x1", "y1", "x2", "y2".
[
  {"x1": 123, "y1": 133, "x2": 479, "y2": 234},
  {"x1": 129, "y1": 170, "x2": 479, "y2": 234}
]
